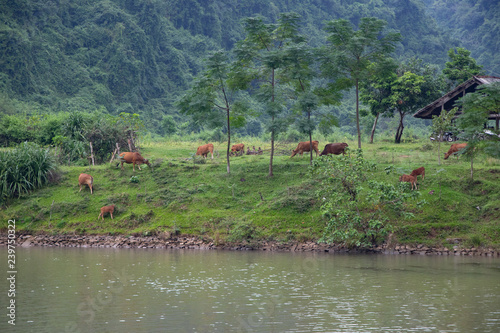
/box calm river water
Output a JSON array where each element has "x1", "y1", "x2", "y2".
[{"x1": 1, "y1": 247, "x2": 499, "y2": 333}]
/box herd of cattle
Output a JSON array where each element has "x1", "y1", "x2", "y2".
[{"x1": 78, "y1": 141, "x2": 468, "y2": 219}]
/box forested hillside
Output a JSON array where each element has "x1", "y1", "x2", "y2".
[
  {"x1": 422, "y1": 0, "x2": 500, "y2": 76},
  {"x1": 1, "y1": 0, "x2": 495, "y2": 133}
]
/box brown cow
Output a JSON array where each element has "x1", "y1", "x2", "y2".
[
  {"x1": 78, "y1": 173, "x2": 93, "y2": 194},
  {"x1": 290, "y1": 141, "x2": 319, "y2": 158},
  {"x1": 399, "y1": 174, "x2": 417, "y2": 190},
  {"x1": 231, "y1": 143, "x2": 245, "y2": 156},
  {"x1": 196, "y1": 143, "x2": 214, "y2": 159},
  {"x1": 410, "y1": 167, "x2": 425, "y2": 181},
  {"x1": 98, "y1": 205, "x2": 115, "y2": 220},
  {"x1": 444, "y1": 143, "x2": 468, "y2": 160},
  {"x1": 118, "y1": 152, "x2": 151, "y2": 171},
  {"x1": 319, "y1": 143, "x2": 349, "y2": 156}
]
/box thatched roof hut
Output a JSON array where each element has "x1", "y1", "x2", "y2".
[{"x1": 413, "y1": 76, "x2": 500, "y2": 129}]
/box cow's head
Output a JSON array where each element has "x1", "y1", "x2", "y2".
[{"x1": 144, "y1": 159, "x2": 153, "y2": 172}]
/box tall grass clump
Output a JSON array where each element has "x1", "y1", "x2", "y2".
[{"x1": 0, "y1": 142, "x2": 56, "y2": 202}]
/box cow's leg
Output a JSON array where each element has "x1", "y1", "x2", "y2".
[
  {"x1": 110, "y1": 212, "x2": 113, "y2": 219},
  {"x1": 121, "y1": 162, "x2": 125, "y2": 170}
]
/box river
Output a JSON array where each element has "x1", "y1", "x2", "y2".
[{"x1": 1, "y1": 247, "x2": 499, "y2": 332}]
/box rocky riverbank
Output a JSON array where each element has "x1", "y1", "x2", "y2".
[{"x1": 1, "y1": 233, "x2": 499, "y2": 256}]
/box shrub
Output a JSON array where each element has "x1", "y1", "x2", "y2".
[
  {"x1": 312, "y1": 149, "x2": 415, "y2": 248},
  {"x1": 227, "y1": 220, "x2": 260, "y2": 243},
  {"x1": 0, "y1": 142, "x2": 56, "y2": 202}
]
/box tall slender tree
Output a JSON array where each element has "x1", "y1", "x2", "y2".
[
  {"x1": 319, "y1": 17, "x2": 401, "y2": 149},
  {"x1": 232, "y1": 13, "x2": 306, "y2": 177},
  {"x1": 282, "y1": 43, "x2": 318, "y2": 164},
  {"x1": 177, "y1": 50, "x2": 245, "y2": 174}
]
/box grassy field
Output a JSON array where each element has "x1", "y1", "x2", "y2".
[{"x1": 1, "y1": 139, "x2": 499, "y2": 249}]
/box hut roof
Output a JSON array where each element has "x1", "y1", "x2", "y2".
[{"x1": 413, "y1": 76, "x2": 500, "y2": 120}]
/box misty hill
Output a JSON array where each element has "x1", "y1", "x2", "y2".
[{"x1": 1, "y1": 0, "x2": 495, "y2": 132}]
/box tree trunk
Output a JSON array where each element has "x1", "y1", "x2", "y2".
[
  {"x1": 369, "y1": 112, "x2": 380, "y2": 144},
  {"x1": 355, "y1": 79, "x2": 361, "y2": 149},
  {"x1": 437, "y1": 140, "x2": 441, "y2": 165},
  {"x1": 226, "y1": 106, "x2": 231, "y2": 174},
  {"x1": 395, "y1": 110, "x2": 404, "y2": 144},
  {"x1": 269, "y1": 125, "x2": 274, "y2": 177},
  {"x1": 268, "y1": 68, "x2": 275, "y2": 177},
  {"x1": 308, "y1": 111, "x2": 313, "y2": 165},
  {"x1": 471, "y1": 157, "x2": 474, "y2": 180},
  {"x1": 89, "y1": 141, "x2": 95, "y2": 166}
]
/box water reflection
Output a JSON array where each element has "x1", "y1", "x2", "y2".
[{"x1": 1, "y1": 247, "x2": 499, "y2": 332}]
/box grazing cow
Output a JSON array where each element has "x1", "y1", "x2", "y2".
[
  {"x1": 410, "y1": 167, "x2": 425, "y2": 181},
  {"x1": 118, "y1": 152, "x2": 151, "y2": 171},
  {"x1": 231, "y1": 143, "x2": 245, "y2": 156},
  {"x1": 444, "y1": 143, "x2": 468, "y2": 160},
  {"x1": 98, "y1": 205, "x2": 115, "y2": 220},
  {"x1": 319, "y1": 143, "x2": 349, "y2": 156},
  {"x1": 196, "y1": 143, "x2": 214, "y2": 159},
  {"x1": 290, "y1": 141, "x2": 319, "y2": 158},
  {"x1": 78, "y1": 173, "x2": 93, "y2": 194},
  {"x1": 399, "y1": 174, "x2": 417, "y2": 190}
]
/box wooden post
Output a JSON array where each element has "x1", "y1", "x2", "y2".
[
  {"x1": 109, "y1": 148, "x2": 118, "y2": 164},
  {"x1": 89, "y1": 142, "x2": 95, "y2": 166},
  {"x1": 127, "y1": 139, "x2": 133, "y2": 152}
]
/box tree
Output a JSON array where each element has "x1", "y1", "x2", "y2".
[
  {"x1": 282, "y1": 43, "x2": 319, "y2": 164},
  {"x1": 457, "y1": 82, "x2": 500, "y2": 179},
  {"x1": 360, "y1": 58, "x2": 398, "y2": 143},
  {"x1": 319, "y1": 17, "x2": 401, "y2": 149},
  {"x1": 431, "y1": 107, "x2": 458, "y2": 165},
  {"x1": 387, "y1": 59, "x2": 444, "y2": 143},
  {"x1": 443, "y1": 47, "x2": 485, "y2": 87},
  {"x1": 177, "y1": 50, "x2": 245, "y2": 174},
  {"x1": 390, "y1": 71, "x2": 425, "y2": 143},
  {"x1": 232, "y1": 13, "x2": 306, "y2": 177}
]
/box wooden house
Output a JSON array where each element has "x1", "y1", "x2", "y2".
[{"x1": 413, "y1": 76, "x2": 500, "y2": 129}]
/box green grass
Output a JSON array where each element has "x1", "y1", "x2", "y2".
[{"x1": 1, "y1": 139, "x2": 499, "y2": 249}]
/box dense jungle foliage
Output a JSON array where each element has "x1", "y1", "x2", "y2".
[
  {"x1": 3, "y1": 0, "x2": 496, "y2": 135},
  {"x1": 422, "y1": 0, "x2": 500, "y2": 76}
]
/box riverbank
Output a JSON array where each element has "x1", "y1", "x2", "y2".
[
  {"x1": 2, "y1": 141, "x2": 499, "y2": 251},
  {"x1": 2, "y1": 232, "x2": 499, "y2": 256}
]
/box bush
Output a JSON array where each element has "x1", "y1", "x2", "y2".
[
  {"x1": 227, "y1": 220, "x2": 260, "y2": 243},
  {"x1": 0, "y1": 115, "x2": 33, "y2": 146},
  {"x1": 1, "y1": 111, "x2": 144, "y2": 165},
  {"x1": 311, "y1": 150, "x2": 418, "y2": 248},
  {"x1": 0, "y1": 142, "x2": 56, "y2": 202}
]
